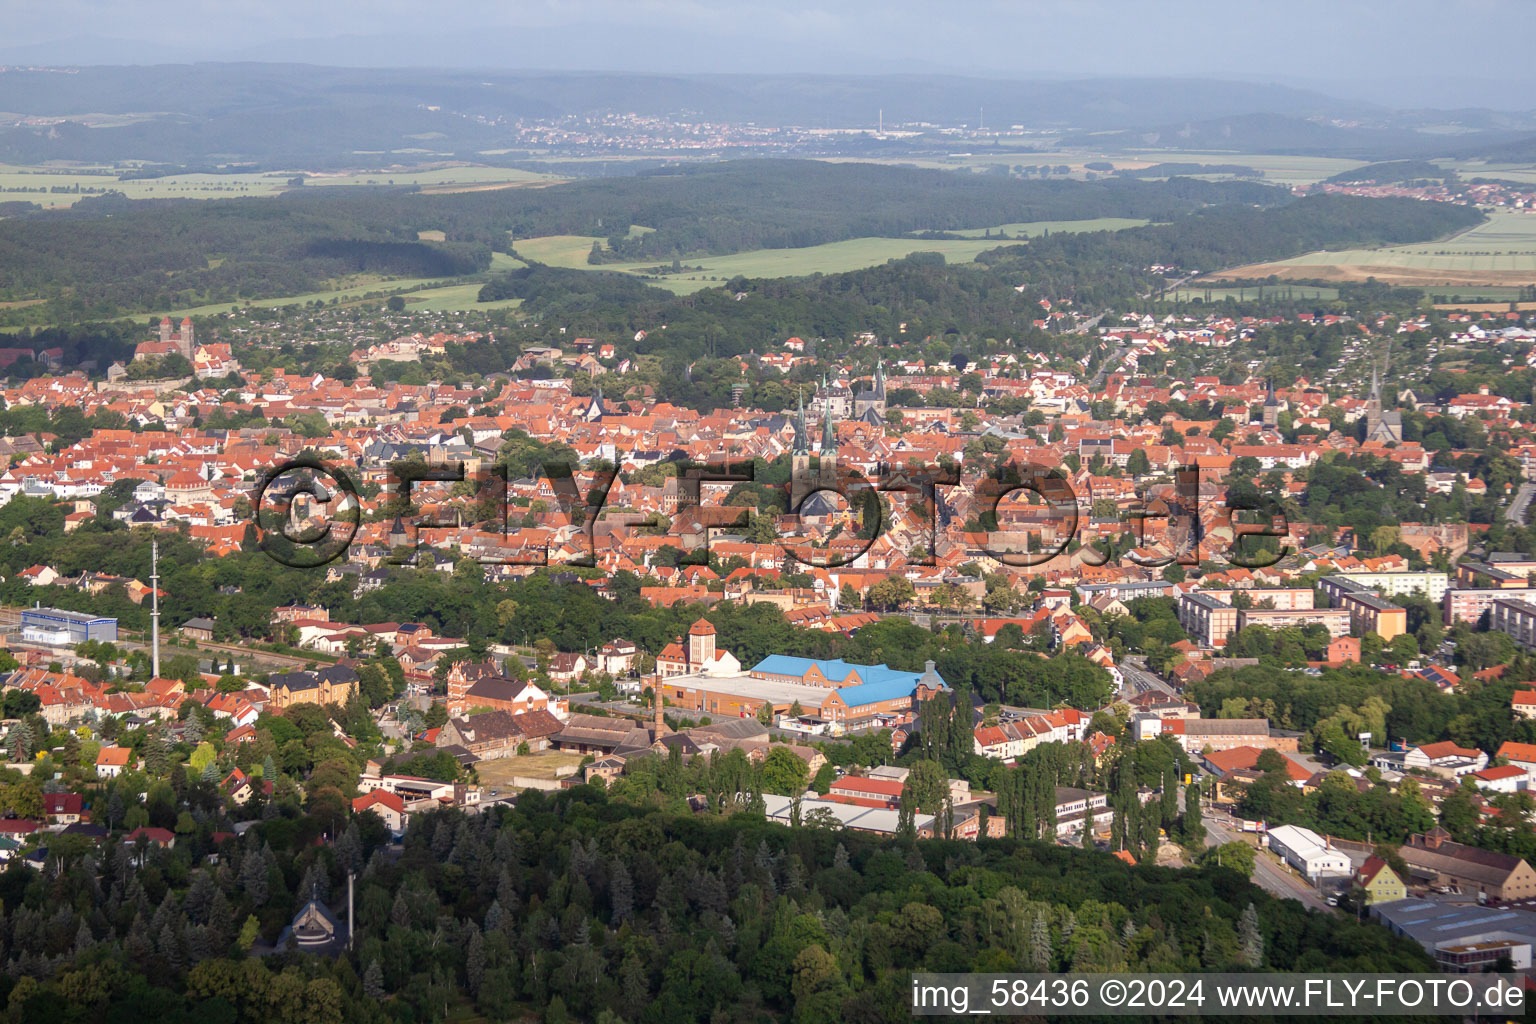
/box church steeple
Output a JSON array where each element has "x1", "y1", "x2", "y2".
[
  {"x1": 792, "y1": 390, "x2": 809, "y2": 456},
  {"x1": 820, "y1": 398, "x2": 836, "y2": 454}
]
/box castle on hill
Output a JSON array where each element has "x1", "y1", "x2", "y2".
[{"x1": 133, "y1": 316, "x2": 195, "y2": 362}]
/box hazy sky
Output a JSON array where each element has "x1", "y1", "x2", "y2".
[{"x1": 2, "y1": 0, "x2": 1532, "y2": 108}]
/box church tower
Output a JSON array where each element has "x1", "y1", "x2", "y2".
[
  {"x1": 791, "y1": 390, "x2": 812, "y2": 507},
  {"x1": 1261, "y1": 379, "x2": 1279, "y2": 430},
  {"x1": 1365, "y1": 364, "x2": 1383, "y2": 439},
  {"x1": 818, "y1": 399, "x2": 838, "y2": 491},
  {"x1": 1364, "y1": 356, "x2": 1403, "y2": 443}
]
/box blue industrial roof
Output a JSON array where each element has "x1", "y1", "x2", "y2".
[
  {"x1": 751, "y1": 655, "x2": 908, "y2": 685},
  {"x1": 748, "y1": 656, "x2": 946, "y2": 709},
  {"x1": 836, "y1": 676, "x2": 926, "y2": 708}
]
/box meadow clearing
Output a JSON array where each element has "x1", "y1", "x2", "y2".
[
  {"x1": 1164, "y1": 284, "x2": 1339, "y2": 302},
  {"x1": 134, "y1": 251, "x2": 531, "y2": 319},
  {"x1": 0, "y1": 162, "x2": 560, "y2": 210},
  {"x1": 1111, "y1": 151, "x2": 1364, "y2": 187},
  {"x1": 943, "y1": 216, "x2": 1148, "y2": 237},
  {"x1": 1205, "y1": 209, "x2": 1536, "y2": 288},
  {"x1": 511, "y1": 218, "x2": 1147, "y2": 293}
]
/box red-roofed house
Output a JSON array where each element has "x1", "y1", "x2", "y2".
[
  {"x1": 353, "y1": 789, "x2": 407, "y2": 831},
  {"x1": 1472, "y1": 764, "x2": 1528, "y2": 794},
  {"x1": 126, "y1": 826, "x2": 175, "y2": 848},
  {"x1": 1499, "y1": 740, "x2": 1536, "y2": 781},
  {"x1": 43, "y1": 793, "x2": 84, "y2": 824},
  {"x1": 1404, "y1": 741, "x2": 1488, "y2": 778},
  {"x1": 1357, "y1": 855, "x2": 1408, "y2": 904},
  {"x1": 1514, "y1": 690, "x2": 1536, "y2": 720},
  {"x1": 95, "y1": 746, "x2": 133, "y2": 778},
  {"x1": 1201, "y1": 745, "x2": 1310, "y2": 784}
]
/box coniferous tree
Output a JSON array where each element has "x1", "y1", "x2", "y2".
[
  {"x1": 466, "y1": 928, "x2": 486, "y2": 995},
  {"x1": 1029, "y1": 911, "x2": 1051, "y2": 971},
  {"x1": 363, "y1": 959, "x2": 386, "y2": 1000},
  {"x1": 609, "y1": 861, "x2": 633, "y2": 924},
  {"x1": 1238, "y1": 903, "x2": 1264, "y2": 968}
]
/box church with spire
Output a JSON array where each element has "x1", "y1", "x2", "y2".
[
  {"x1": 1364, "y1": 362, "x2": 1403, "y2": 443},
  {"x1": 583, "y1": 385, "x2": 606, "y2": 423},
  {"x1": 1261, "y1": 378, "x2": 1281, "y2": 430},
  {"x1": 790, "y1": 390, "x2": 842, "y2": 512},
  {"x1": 853, "y1": 360, "x2": 889, "y2": 423}
]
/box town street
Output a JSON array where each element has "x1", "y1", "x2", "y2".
[{"x1": 1203, "y1": 808, "x2": 1334, "y2": 913}]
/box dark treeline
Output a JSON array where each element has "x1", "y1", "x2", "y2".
[
  {"x1": 0, "y1": 784, "x2": 1434, "y2": 1024},
  {"x1": 0, "y1": 190, "x2": 492, "y2": 323},
  {"x1": 979, "y1": 193, "x2": 1485, "y2": 285}
]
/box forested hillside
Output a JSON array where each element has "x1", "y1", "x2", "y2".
[
  {"x1": 979, "y1": 193, "x2": 1487, "y2": 281},
  {"x1": 0, "y1": 161, "x2": 1486, "y2": 329},
  {"x1": 0, "y1": 193, "x2": 492, "y2": 323},
  {"x1": 0, "y1": 163, "x2": 1274, "y2": 322},
  {"x1": 0, "y1": 784, "x2": 1433, "y2": 1024},
  {"x1": 459, "y1": 193, "x2": 1486, "y2": 399}
]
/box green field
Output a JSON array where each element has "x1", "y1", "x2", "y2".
[
  {"x1": 1112, "y1": 151, "x2": 1364, "y2": 186},
  {"x1": 401, "y1": 282, "x2": 523, "y2": 312},
  {"x1": 512, "y1": 219, "x2": 1145, "y2": 292},
  {"x1": 305, "y1": 166, "x2": 557, "y2": 191},
  {"x1": 1165, "y1": 284, "x2": 1338, "y2": 302},
  {"x1": 140, "y1": 275, "x2": 454, "y2": 321},
  {"x1": 830, "y1": 149, "x2": 1365, "y2": 187},
  {"x1": 0, "y1": 164, "x2": 291, "y2": 207},
  {"x1": 0, "y1": 163, "x2": 561, "y2": 210},
  {"x1": 135, "y1": 251, "x2": 530, "y2": 320},
  {"x1": 1214, "y1": 209, "x2": 1536, "y2": 285},
  {"x1": 1436, "y1": 160, "x2": 1536, "y2": 185},
  {"x1": 945, "y1": 216, "x2": 1148, "y2": 238}
]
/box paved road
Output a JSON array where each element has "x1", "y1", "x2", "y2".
[
  {"x1": 1089, "y1": 339, "x2": 1123, "y2": 390},
  {"x1": 1118, "y1": 656, "x2": 1174, "y2": 700},
  {"x1": 1204, "y1": 808, "x2": 1332, "y2": 912},
  {"x1": 1508, "y1": 482, "x2": 1536, "y2": 525}
]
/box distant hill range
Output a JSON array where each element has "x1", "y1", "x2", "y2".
[
  {"x1": 1065, "y1": 111, "x2": 1536, "y2": 161},
  {"x1": 0, "y1": 65, "x2": 1532, "y2": 168}
]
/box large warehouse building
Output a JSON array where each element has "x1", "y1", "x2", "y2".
[
  {"x1": 653, "y1": 655, "x2": 949, "y2": 734},
  {"x1": 20, "y1": 606, "x2": 117, "y2": 646},
  {"x1": 1266, "y1": 824, "x2": 1352, "y2": 880}
]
